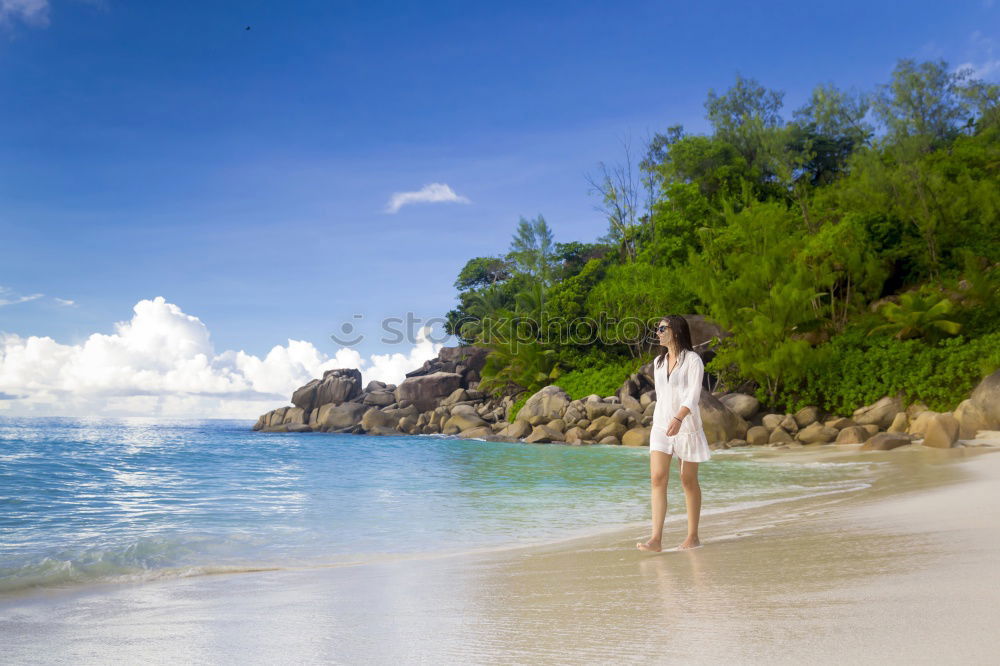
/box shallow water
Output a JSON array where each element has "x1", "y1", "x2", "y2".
[{"x1": 0, "y1": 416, "x2": 886, "y2": 595}]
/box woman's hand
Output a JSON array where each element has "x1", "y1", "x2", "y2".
[{"x1": 666, "y1": 417, "x2": 682, "y2": 437}]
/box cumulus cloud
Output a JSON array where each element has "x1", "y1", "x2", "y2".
[
  {"x1": 0, "y1": 296, "x2": 445, "y2": 418},
  {"x1": 0, "y1": 0, "x2": 49, "y2": 27},
  {"x1": 0, "y1": 286, "x2": 43, "y2": 307},
  {"x1": 385, "y1": 182, "x2": 470, "y2": 214}
]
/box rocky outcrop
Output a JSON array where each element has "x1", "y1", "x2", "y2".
[
  {"x1": 252, "y1": 345, "x2": 999, "y2": 458},
  {"x1": 395, "y1": 371, "x2": 463, "y2": 413}
]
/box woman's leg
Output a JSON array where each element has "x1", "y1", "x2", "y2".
[
  {"x1": 637, "y1": 450, "x2": 671, "y2": 552},
  {"x1": 678, "y1": 459, "x2": 701, "y2": 549}
]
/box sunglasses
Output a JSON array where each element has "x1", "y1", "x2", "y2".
[{"x1": 656, "y1": 325, "x2": 671, "y2": 333}]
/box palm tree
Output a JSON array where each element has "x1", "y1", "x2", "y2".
[{"x1": 868, "y1": 291, "x2": 961, "y2": 340}]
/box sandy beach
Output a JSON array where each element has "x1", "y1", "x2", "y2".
[{"x1": 2, "y1": 443, "x2": 1000, "y2": 665}]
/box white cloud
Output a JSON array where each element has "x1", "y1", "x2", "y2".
[
  {"x1": 956, "y1": 31, "x2": 1000, "y2": 81},
  {"x1": 384, "y1": 182, "x2": 471, "y2": 214},
  {"x1": 0, "y1": 0, "x2": 49, "y2": 27},
  {"x1": 0, "y1": 286, "x2": 43, "y2": 307},
  {"x1": 364, "y1": 325, "x2": 443, "y2": 387},
  {"x1": 0, "y1": 296, "x2": 446, "y2": 418},
  {"x1": 957, "y1": 59, "x2": 1000, "y2": 80},
  {"x1": 53, "y1": 297, "x2": 76, "y2": 307}
]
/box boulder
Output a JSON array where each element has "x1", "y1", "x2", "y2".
[
  {"x1": 291, "y1": 379, "x2": 321, "y2": 411},
  {"x1": 970, "y1": 370, "x2": 1000, "y2": 429},
  {"x1": 595, "y1": 421, "x2": 628, "y2": 442},
  {"x1": 362, "y1": 390, "x2": 397, "y2": 407},
  {"x1": 395, "y1": 371, "x2": 463, "y2": 413},
  {"x1": 611, "y1": 407, "x2": 628, "y2": 424},
  {"x1": 525, "y1": 424, "x2": 565, "y2": 444},
  {"x1": 383, "y1": 404, "x2": 418, "y2": 422},
  {"x1": 316, "y1": 368, "x2": 363, "y2": 407},
  {"x1": 954, "y1": 399, "x2": 991, "y2": 440},
  {"x1": 699, "y1": 390, "x2": 750, "y2": 444},
  {"x1": 586, "y1": 416, "x2": 612, "y2": 436},
  {"x1": 517, "y1": 385, "x2": 571, "y2": 425},
  {"x1": 825, "y1": 417, "x2": 857, "y2": 430},
  {"x1": 563, "y1": 405, "x2": 585, "y2": 425},
  {"x1": 398, "y1": 416, "x2": 419, "y2": 434},
  {"x1": 922, "y1": 413, "x2": 959, "y2": 449},
  {"x1": 620, "y1": 394, "x2": 643, "y2": 413},
  {"x1": 361, "y1": 408, "x2": 399, "y2": 434},
  {"x1": 621, "y1": 427, "x2": 650, "y2": 447},
  {"x1": 746, "y1": 426, "x2": 770, "y2": 446},
  {"x1": 267, "y1": 407, "x2": 289, "y2": 427},
  {"x1": 769, "y1": 427, "x2": 793, "y2": 444},
  {"x1": 836, "y1": 426, "x2": 873, "y2": 445},
  {"x1": 564, "y1": 426, "x2": 589, "y2": 444},
  {"x1": 862, "y1": 433, "x2": 912, "y2": 451},
  {"x1": 908, "y1": 411, "x2": 941, "y2": 438},
  {"x1": 853, "y1": 396, "x2": 904, "y2": 430},
  {"x1": 585, "y1": 401, "x2": 621, "y2": 421},
  {"x1": 720, "y1": 393, "x2": 760, "y2": 420},
  {"x1": 457, "y1": 426, "x2": 493, "y2": 440},
  {"x1": 437, "y1": 345, "x2": 491, "y2": 374},
  {"x1": 443, "y1": 405, "x2": 489, "y2": 433},
  {"x1": 440, "y1": 388, "x2": 470, "y2": 407},
  {"x1": 546, "y1": 418, "x2": 567, "y2": 434},
  {"x1": 286, "y1": 423, "x2": 312, "y2": 433},
  {"x1": 794, "y1": 406, "x2": 822, "y2": 428},
  {"x1": 762, "y1": 414, "x2": 784, "y2": 430},
  {"x1": 886, "y1": 412, "x2": 908, "y2": 433},
  {"x1": 779, "y1": 414, "x2": 799, "y2": 435},
  {"x1": 598, "y1": 435, "x2": 621, "y2": 445},
  {"x1": 796, "y1": 422, "x2": 838, "y2": 444},
  {"x1": 500, "y1": 420, "x2": 532, "y2": 439},
  {"x1": 281, "y1": 407, "x2": 309, "y2": 425}
]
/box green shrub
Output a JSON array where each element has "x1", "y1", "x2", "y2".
[
  {"x1": 777, "y1": 329, "x2": 1000, "y2": 414},
  {"x1": 554, "y1": 356, "x2": 647, "y2": 401}
]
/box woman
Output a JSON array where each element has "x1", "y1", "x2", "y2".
[{"x1": 637, "y1": 314, "x2": 711, "y2": 552}]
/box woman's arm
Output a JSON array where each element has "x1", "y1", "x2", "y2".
[{"x1": 676, "y1": 352, "x2": 703, "y2": 422}]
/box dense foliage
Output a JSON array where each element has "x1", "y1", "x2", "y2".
[{"x1": 445, "y1": 59, "x2": 1000, "y2": 414}]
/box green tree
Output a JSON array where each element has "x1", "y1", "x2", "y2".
[
  {"x1": 684, "y1": 200, "x2": 824, "y2": 401},
  {"x1": 874, "y1": 59, "x2": 976, "y2": 150},
  {"x1": 453, "y1": 257, "x2": 513, "y2": 291},
  {"x1": 704, "y1": 74, "x2": 785, "y2": 174},
  {"x1": 507, "y1": 215, "x2": 558, "y2": 287}
]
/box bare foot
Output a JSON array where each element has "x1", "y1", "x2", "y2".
[
  {"x1": 636, "y1": 538, "x2": 662, "y2": 552},
  {"x1": 677, "y1": 536, "x2": 701, "y2": 550}
]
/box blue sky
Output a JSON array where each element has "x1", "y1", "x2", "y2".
[{"x1": 1, "y1": 0, "x2": 998, "y2": 416}]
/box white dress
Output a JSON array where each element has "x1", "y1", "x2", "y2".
[{"x1": 650, "y1": 349, "x2": 712, "y2": 462}]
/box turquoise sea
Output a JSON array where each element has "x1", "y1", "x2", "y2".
[{"x1": 0, "y1": 416, "x2": 884, "y2": 596}]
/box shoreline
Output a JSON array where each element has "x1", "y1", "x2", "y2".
[{"x1": 3, "y1": 444, "x2": 999, "y2": 663}]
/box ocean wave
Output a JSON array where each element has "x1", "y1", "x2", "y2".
[{"x1": 0, "y1": 534, "x2": 280, "y2": 596}]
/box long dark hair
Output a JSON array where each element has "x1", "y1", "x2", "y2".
[{"x1": 654, "y1": 314, "x2": 694, "y2": 369}]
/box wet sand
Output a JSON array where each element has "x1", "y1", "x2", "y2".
[{"x1": 2, "y1": 444, "x2": 1000, "y2": 664}]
